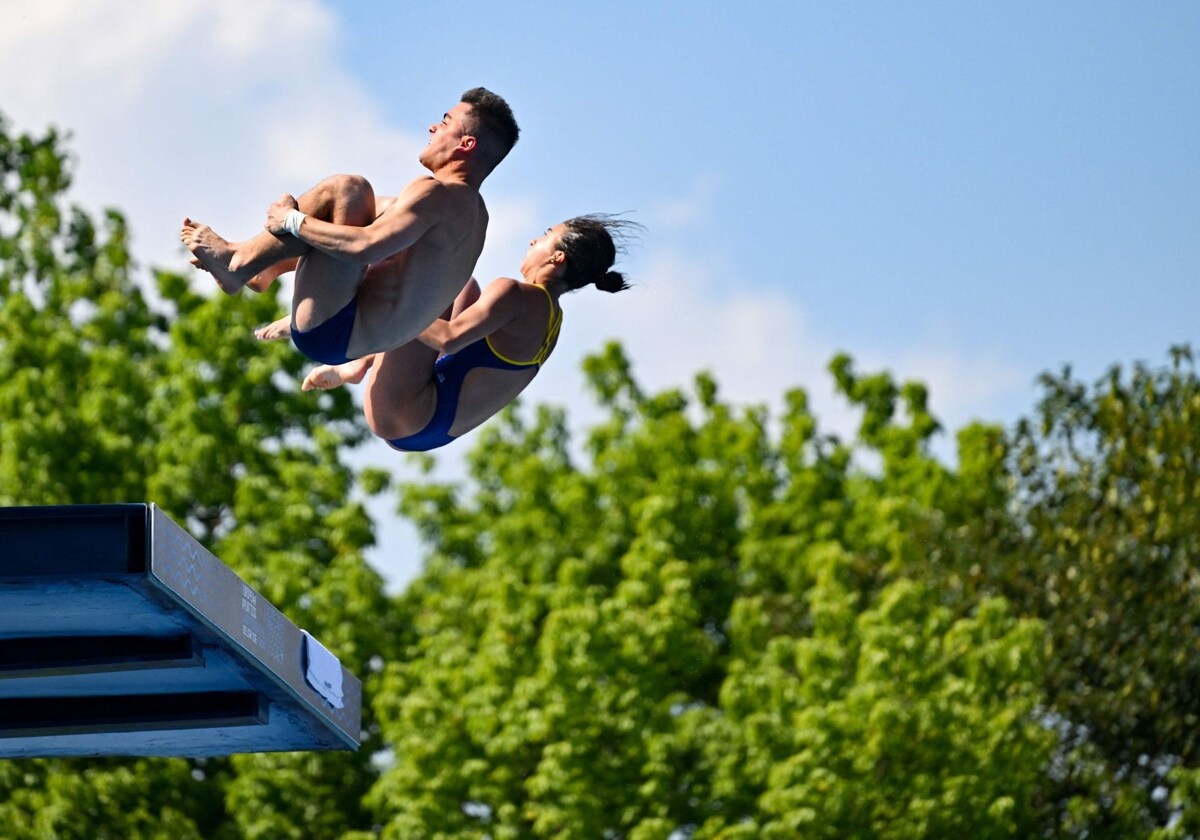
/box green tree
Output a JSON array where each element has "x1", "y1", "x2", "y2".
[
  {"x1": 1010, "y1": 352, "x2": 1200, "y2": 835},
  {"x1": 0, "y1": 117, "x2": 392, "y2": 838},
  {"x1": 840, "y1": 349, "x2": 1200, "y2": 837},
  {"x1": 370, "y1": 344, "x2": 1059, "y2": 838},
  {"x1": 1013, "y1": 351, "x2": 1200, "y2": 768}
]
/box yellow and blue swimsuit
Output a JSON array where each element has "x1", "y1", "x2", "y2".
[{"x1": 387, "y1": 284, "x2": 562, "y2": 452}]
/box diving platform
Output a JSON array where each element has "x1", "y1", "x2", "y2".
[{"x1": 0, "y1": 503, "x2": 361, "y2": 757}]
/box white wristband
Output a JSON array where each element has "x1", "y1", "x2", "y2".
[{"x1": 283, "y1": 209, "x2": 307, "y2": 238}]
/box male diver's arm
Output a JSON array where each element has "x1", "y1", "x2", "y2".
[
  {"x1": 267, "y1": 178, "x2": 442, "y2": 264},
  {"x1": 418, "y1": 278, "x2": 521, "y2": 355},
  {"x1": 373, "y1": 195, "x2": 398, "y2": 219}
]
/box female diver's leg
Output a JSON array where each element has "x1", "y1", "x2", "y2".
[
  {"x1": 302, "y1": 354, "x2": 377, "y2": 391},
  {"x1": 362, "y1": 341, "x2": 440, "y2": 440},
  {"x1": 360, "y1": 278, "x2": 480, "y2": 439},
  {"x1": 451, "y1": 277, "x2": 481, "y2": 317}
]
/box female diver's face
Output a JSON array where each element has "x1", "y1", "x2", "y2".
[{"x1": 521, "y1": 223, "x2": 568, "y2": 279}]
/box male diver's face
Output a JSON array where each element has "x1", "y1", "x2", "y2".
[{"x1": 419, "y1": 102, "x2": 474, "y2": 169}]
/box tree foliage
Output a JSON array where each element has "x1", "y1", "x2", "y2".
[
  {"x1": 370, "y1": 345, "x2": 1060, "y2": 839},
  {"x1": 2, "y1": 115, "x2": 1199, "y2": 839}
]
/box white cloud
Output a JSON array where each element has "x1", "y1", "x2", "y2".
[
  {"x1": 0, "y1": 0, "x2": 423, "y2": 276},
  {"x1": 528, "y1": 244, "x2": 1028, "y2": 457},
  {"x1": 530, "y1": 244, "x2": 849, "y2": 433},
  {"x1": 873, "y1": 348, "x2": 1026, "y2": 429}
]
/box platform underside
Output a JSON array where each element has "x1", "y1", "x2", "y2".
[{"x1": 0, "y1": 504, "x2": 361, "y2": 757}]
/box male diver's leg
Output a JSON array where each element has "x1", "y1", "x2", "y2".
[
  {"x1": 182, "y1": 174, "x2": 375, "y2": 296},
  {"x1": 247, "y1": 256, "x2": 301, "y2": 293},
  {"x1": 190, "y1": 255, "x2": 299, "y2": 294},
  {"x1": 288, "y1": 175, "x2": 377, "y2": 333}
]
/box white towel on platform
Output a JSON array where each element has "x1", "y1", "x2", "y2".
[{"x1": 301, "y1": 630, "x2": 344, "y2": 709}]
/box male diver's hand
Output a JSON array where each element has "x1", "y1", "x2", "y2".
[{"x1": 265, "y1": 194, "x2": 300, "y2": 235}]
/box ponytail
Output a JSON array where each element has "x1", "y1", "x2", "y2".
[
  {"x1": 594, "y1": 270, "x2": 630, "y2": 294},
  {"x1": 558, "y1": 214, "x2": 643, "y2": 293}
]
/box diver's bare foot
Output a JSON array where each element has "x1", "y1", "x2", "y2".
[
  {"x1": 180, "y1": 218, "x2": 252, "y2": 294},
  {"x1": 247, "y1": 258, "x2": 300, "y2": 293},
  {"x1": 254, "y1": 316, "x2": 292, "y2": 341},
  {"x1": 302, "y1": 366, "x2": 347, "y2": 391},
  {"x1": 301, "y1": 357, "x2": 373, "y2": 391}
]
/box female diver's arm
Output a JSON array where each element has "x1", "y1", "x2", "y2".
[{"x1": 418, "y1": 277, "x2": 522, "y2": 355}]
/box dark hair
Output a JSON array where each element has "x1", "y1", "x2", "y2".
[
  {"x1": 460, "y1": 87, "x2": 519, "y2": 168},
  {"x1": 558, "y1": 214, "x2": 643, "y2": 293}
]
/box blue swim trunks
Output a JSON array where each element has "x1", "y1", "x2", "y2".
[{"x1": 291, "y1": 297, "x2": 358, "y2": 365}]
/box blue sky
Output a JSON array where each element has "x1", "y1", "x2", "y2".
[
  {"x1": 2, "y1": 2, "x2": 1197, "y2": 587},
  {"x1": 334, "y1": 1, "x2": 1199, "y2": 374}
]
